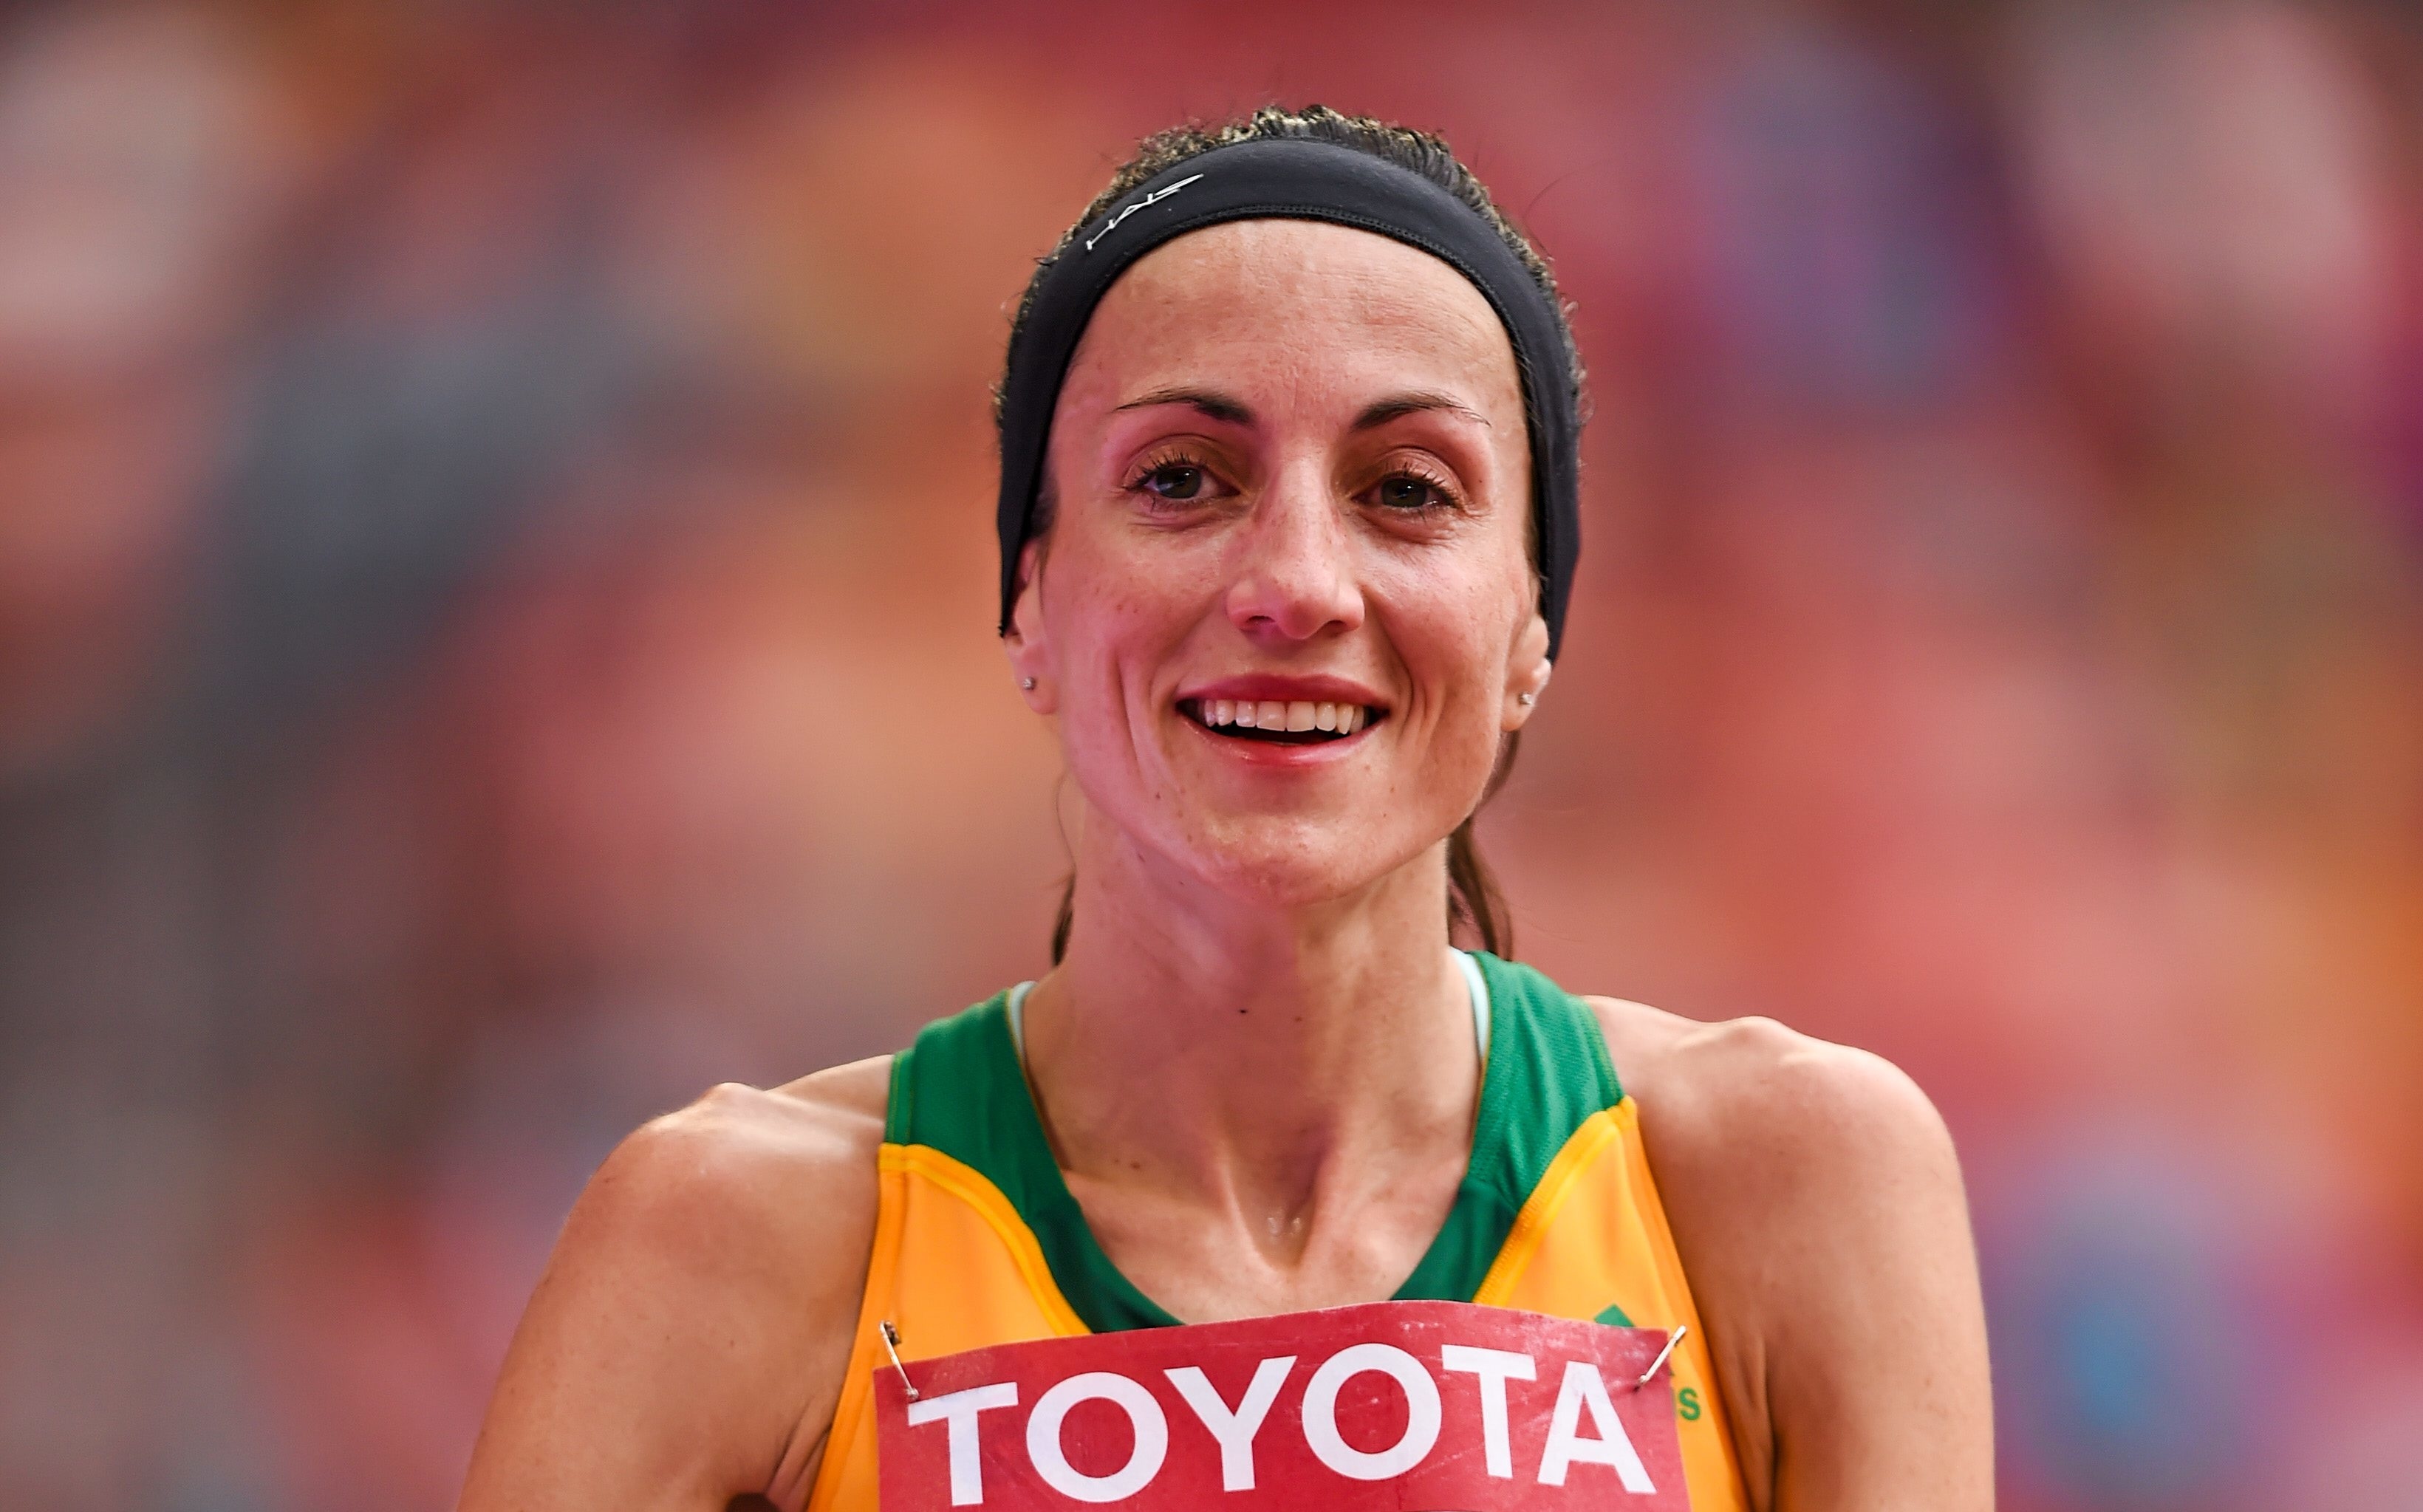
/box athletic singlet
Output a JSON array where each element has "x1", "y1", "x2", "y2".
[{"x1": 805, "y1": 951, "x2": 1750, "y2": 1511}]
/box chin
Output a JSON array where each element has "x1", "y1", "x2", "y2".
[{"x1": 1174, "y1": 810, "x2": 1438, "y2": 911}]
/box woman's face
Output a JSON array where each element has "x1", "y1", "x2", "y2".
[{"x1": 1007, "y1": 219, "x2": 1551, "y2": 910}]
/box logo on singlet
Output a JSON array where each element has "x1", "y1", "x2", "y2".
[{"x1": 1596, "y1": 1304, "x2": 1698, "y2": 1419}]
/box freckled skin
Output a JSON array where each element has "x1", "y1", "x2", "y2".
[
  {"x1": 459, "y1": 220, "x2": 1992, "y2": 1512},
  {"x1": 1021, "y1": 219, "x2": 1543, "y2": 910},
  {"x1": 992, "y1": 224, "x2": 1551, "y2": 1342}
]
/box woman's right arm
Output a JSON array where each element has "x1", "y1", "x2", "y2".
[{"x1": 457, "y1": 1061, "x2": 889, "y2": 1512}]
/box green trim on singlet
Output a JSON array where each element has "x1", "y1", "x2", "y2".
[
  {"x1": 885, "y1": 992, "x2": 1177, "y2": 1331},
  {"x1": 1392, "y1": 951, "x2": 1623, "y2": 1301},
  {"x1": 884, "y1": 951, "x2": 1624, "y2": 1333}
]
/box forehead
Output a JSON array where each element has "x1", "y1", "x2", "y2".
[{"x1": 1062, "y1": 219, "x2": 1523, "y2": 415}]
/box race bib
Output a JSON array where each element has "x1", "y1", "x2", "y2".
[{"x1": 874, "y1": 1299, "x2": 1690, "y2": 1509}]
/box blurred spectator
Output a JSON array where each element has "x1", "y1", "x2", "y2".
[{"x1": 1, "y1": 1, "x2": 2417, "y2": 1507}]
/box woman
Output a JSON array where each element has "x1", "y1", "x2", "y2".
[{"x1": 459, "y1": 108, "x2": 1992, "y2": 1511}]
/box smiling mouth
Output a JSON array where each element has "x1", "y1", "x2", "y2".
[{"x1": 1180, "y1": 698, "x2": 1386, "y2": 745}]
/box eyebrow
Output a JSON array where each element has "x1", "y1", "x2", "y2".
[
  {"x1": 1113, "y1": 386, "x2": 1255, "y2": 424},
  {"x1": 1109, "y1": 386, "x2": 1492, "y2": 431},
  {"x1": 1350, "y1": 391, "x2": 1493, "y2": 431}
]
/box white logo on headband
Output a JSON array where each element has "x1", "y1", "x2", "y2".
[{"x1": 1083, "y1": 174, "x2": 1206, "y2": 253}]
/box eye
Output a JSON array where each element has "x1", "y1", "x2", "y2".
[
  {"x1": 1369, "y1": 469, "x2": 1459, "y2": 512},
  {"x1": 1141, "y1": 462, "x2": 1209, "y2": 501},
  {"x1": 1124, "y1": 447, "x2": 1233, "y2": 507}
]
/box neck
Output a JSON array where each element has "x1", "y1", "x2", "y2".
[{"x1": 1020, "y1": 818, "x2": 1477, "y2": 1243}]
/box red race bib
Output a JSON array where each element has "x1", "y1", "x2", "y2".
[{"x1": 873, "y1": 1300, "x2": 1691, "y2": 1510}]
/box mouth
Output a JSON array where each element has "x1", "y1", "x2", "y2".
[{"x1": 1180, "y1": 697, "x2": 1387, "y2": 745}]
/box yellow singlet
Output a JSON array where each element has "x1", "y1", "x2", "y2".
[{"x1": 807, "y1": 951, "x2": 1749, "y2": 1511}]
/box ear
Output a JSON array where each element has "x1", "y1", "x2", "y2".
[
  {"x1": 1003, "y1": 539, "x2": 1056, "y2": 714},
  {"x1": 1502, "y1": 611, "x2": 1551, "y2": 731}
]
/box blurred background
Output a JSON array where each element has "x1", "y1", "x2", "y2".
[{"x1": 1, "y1": 0, "x2": 2419, "y2": 1506}]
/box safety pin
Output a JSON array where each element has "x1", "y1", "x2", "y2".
[
  {"x1": 1634, "y1": 1323, "x2": 1687, "y2": 1389},
  {"x1": 880, "y1": 1319, "x2": 918, "y2": 1401}
]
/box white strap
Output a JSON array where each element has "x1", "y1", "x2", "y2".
[
  {"x1": 1006, "y1": 979, "x2": 1037, "y2": 1064},
  {"x1": 1453, "y1": 947, "x2": 1492, "y2": 1063},
  {"x1": 1006, "y1": 959, "x2": 1489, "y2": 1067}
]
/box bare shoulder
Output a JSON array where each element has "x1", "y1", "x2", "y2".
[
  {"x1": 623, "y1": 1055, "x2": 890, "y2": 1205},
  {"x1": 460, "y1": 1056, "x2": 893, "y2": 1511},
  {"x1": 578, "y1": 1055, "x2": 891, "y2": 1286},
  {"x1": 1582, "y1": 996, "x2": 1956, "y2": 1191},
  {"x1": 1582, "y1": 998, "x2": 1991, "y2": 1510},
  {"x1": 1579, "y1": 995, "x2": 1967, "y2": 1330}
]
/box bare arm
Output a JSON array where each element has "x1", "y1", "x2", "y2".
[
  {"x1": 457, "y1": 1062, "x2": 888, "y2": 1512},
  {"x1": 1597, "y1": 1005, "x2": 1993, "y2": 1512}
]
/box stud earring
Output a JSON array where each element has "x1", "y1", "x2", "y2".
[
  {"x1": 1021, "y1": 677, "x2": 1036, "y2": 690},
  {"x1": 1517, "y1": 692, "x2": 1537, "y2": 705}
]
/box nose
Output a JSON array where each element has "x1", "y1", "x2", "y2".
[{"x1": 1223, "y1": 463, "x2": 1365, "y2": 643}]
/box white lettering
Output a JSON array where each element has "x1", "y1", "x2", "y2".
[
  {"x1": 1439, "y1": 1343, "x2": 1537, "y2": 1478},
  {"x1": 1300, "y1": 1342, "x2": 1443, "y2": 1482},
  {"x1": 1081, "y1": 174, "x2": 1206, "y2": 251},
  {"x1": 1025, "y1": 1372, "x2": 1169, "y2": 1504},
  {"x1": 904, "y1": 1381, "x2": 1019, "y2": 1506},
  {"x1": 1166, "y1": 1356, "x2": 1296, "y2": 1491},
  {"x1": 1537, "y1": 1360, "x2": 1655, "y2": 1493}
]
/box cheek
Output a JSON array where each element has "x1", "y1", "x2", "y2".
[
  {"x1": 1040, "y1": 527, "x2": 1206, "y2": 702},
  {"x1": 1375, "y1": 548, "x2": 1523, "y2": 690}
]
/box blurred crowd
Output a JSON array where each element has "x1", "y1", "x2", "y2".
[{"x1": 1, "y1": 1, "x2": 2418, "y2": 1508}]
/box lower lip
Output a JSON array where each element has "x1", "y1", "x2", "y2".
[{"x1": 1180, "y1": 711, "x2": 1378, "y2": 766}]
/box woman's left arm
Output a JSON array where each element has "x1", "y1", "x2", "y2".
[{"x1": 1621, "y1": 1013, "x2": 1995, "y2": 1512}]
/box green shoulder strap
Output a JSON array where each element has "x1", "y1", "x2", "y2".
[
  {"x1": 886, "y1": 954, "x2": 1624, "y2": 1332},
  {"x1": 1391, "y1": 951, "x2": 1624, "y2": 1300},
  {"x1": 888, "y1": 992, "x2": 1180, "y2": 1330}
]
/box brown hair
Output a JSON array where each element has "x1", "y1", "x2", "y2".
[{"x1": 1022, "y1": 106, "x2": 1582, "y2": 963}]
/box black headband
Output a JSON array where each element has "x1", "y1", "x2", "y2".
[{"x1": 995, "y1": 136, "x2": 1582, "y2": 660}]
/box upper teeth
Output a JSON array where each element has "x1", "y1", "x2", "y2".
[{"x1": 1197, "y1": 699, "x2": 1366, "y2": 734}]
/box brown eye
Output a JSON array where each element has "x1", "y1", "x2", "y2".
[
  {"x1": 1143, "y1": 463, "x2": 1207, "y2": 500},
  {"x1": 1375, "y1": 473, "x2": 1451, "y2": 510}
]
